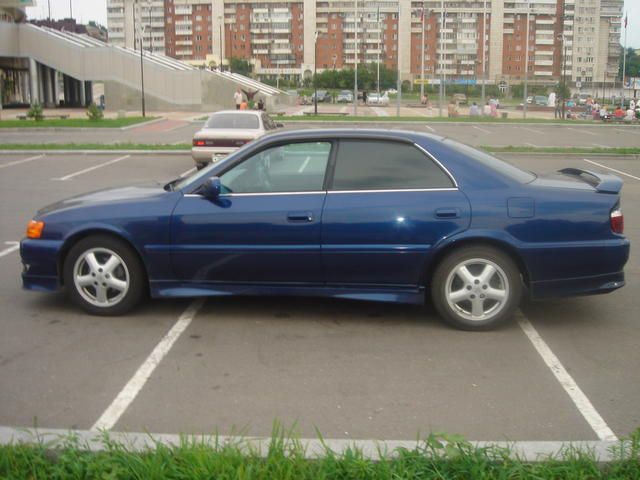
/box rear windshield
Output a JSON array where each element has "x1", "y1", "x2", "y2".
[
  {"x1": 206, "y1": 113, "x2": 259, "y2": 129},
  {"x1": 442, "y1": 139, "x2": 536, "y2": 184}
]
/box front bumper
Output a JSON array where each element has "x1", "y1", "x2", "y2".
[{"x1": 20, "y1": 238, "x2": 64, "y2": 293}]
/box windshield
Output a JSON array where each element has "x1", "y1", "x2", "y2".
[
  {"x1": 442, "y1": 139, "x2": 536, "y2": 184},
  {"x1": 205, "y1": 113, "x2": 259, "y2": 129}
]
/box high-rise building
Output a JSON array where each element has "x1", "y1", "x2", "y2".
[{"x1": 106, "y1": 0, "x2": 624, "y2": 89}]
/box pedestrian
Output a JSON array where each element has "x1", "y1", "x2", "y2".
[
  {"x1": 234, "y1": 88, "x2": 243, "y2": 110},
  {"x1": 630, "y1": 98, "x2": 636, "y2": 111},
  {"x1": 469, "y1": 102, "x2": 480, "y2": 117},
  {"x1": 363, "y1": 91, "x2": 368, "y2": 104},
  {"x1": 483, "y1": 101, "x2": 491, "y2": 116},
  {"x1": 239, "y1": 99, "x2": 248, "y2": 110},
  {"x1": 554, "y1": 102, "x2": 561, "y2": 119}
]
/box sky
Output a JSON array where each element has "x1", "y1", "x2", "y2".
[{"x1": 25, "y1": 0, "x2": 640, "y2": 48}]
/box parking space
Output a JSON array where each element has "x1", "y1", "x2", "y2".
[{"x1": 0, "y1": 148, "x2": 638, "y2": 442}]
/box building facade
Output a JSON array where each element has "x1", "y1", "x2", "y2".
[{"x1": 106, "y1": 0, "x2": 624, "y2": 88}]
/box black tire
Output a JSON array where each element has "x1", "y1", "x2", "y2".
[
  {"x1": 63, "y1": 235, "x2": 146, "y2": 316},
  {"x1": 430, "y1": 245, "x2": 522, "y2": 331}
]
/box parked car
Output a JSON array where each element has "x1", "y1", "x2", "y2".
[
  {"x1": 311, "y1": 90, "x2": 332, "y2": 102},
  {"x1": 21, "y1": 129, "x2": 629, "y2": 330},
  {"x1": 192, "y1": 110, "x2": 281, "y2": 169},
  {"x1": 336, "y1": 90, "x2": 354, "y2": 103},
  {"x1": 386, "y1": 88, "x2": 398, "y2": 94},
  {"x1": 534, "y1": 95, "x2": 548, "y2": 106},
  {"x1": 452, "y1": 93, "x2": 468, "y2": 105},
  {"x1": 366, "y1": 92, "x2": 390, "y2": 106}
]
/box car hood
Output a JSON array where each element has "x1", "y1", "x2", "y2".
[{"x1": 37, "y1": 183, "x2": 168, "y2": 216}]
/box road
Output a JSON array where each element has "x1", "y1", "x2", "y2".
[
  {"x1": 0, "y1": 120, "x2": 638, "y2": 148},
  {"x1": 0, "y1": 149, "x2": 638, "y2": 442}
]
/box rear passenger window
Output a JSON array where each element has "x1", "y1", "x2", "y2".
[{"x1": 331, "y1": 140, "x2": 454, "y2": 191}]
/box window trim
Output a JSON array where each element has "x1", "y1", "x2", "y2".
[
  {"x1": 325, "y1": 139, "x2": 458, "y2": 192},
  {"x1": 212, "y1": 139, "x2": 336, "y2": 195}
]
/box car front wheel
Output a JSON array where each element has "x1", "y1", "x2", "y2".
[
  {"x1": 431, "y1": 246, "x2": 522, "y2": 330},
  {"x1": 63, "y1": 235, "x2": 146, "y2": 316}
]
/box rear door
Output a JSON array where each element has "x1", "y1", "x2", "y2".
[{"x1": 321, "y1": 139, "x2": 471, "y2": 286}]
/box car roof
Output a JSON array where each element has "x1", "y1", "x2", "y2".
[
  {"x1": 208, "y1": 110, "x2": 262, "y2": 116},
  {"x1": 252, "y1": 128, "x2": 441, "y2": 147}
]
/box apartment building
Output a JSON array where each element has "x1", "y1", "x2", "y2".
[{"x1": 106, "y1": 0, "x2": 624, "y2": 88}]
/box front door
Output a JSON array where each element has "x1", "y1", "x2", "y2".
[{"x1": 171, "y1": 141, "x2": 333, "y2": 284}]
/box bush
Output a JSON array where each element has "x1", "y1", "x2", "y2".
[
  {"x1": 86, "y1": 103, "x2": 104, "y2": 121},
  {"x1": 27, "y1": 102, "x2": 44, "y2": 121}
]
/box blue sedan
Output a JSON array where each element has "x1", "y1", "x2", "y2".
[{"x1": 20, "y1": 129, "x2": 629, "y2": 330}]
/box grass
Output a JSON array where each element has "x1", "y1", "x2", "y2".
[
  {"x1": 0, "y1": 427, "x2": 639, "y2": 479},
  {"x1": 482, "y1": 145, "x2": 640, "y2": 155},
  {"x1": 0, "y1": 143, "x2": 190, "y2": 151},
  {"x1": 0, "y1": 117, "x2": 156, "y2": 128}
]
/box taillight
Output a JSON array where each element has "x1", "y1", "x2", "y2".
[
  {"x1": 193, "y1": 139, "x2": 206, "y2": 147},
  {"x1": 610, "y1": 208, "x2": 624, "y2": 234}
]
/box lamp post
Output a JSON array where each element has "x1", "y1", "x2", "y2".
[
  {"x1": 438, "y1": 0, "x2": 444, "y2": 117},
  {"x1": 523, "y1": 0, "x2": 530, "y2": 119},
  {"x1": 218, "y1": 15, "x2": 223, "y2": 71},
  {"x1": 481, "y1": 0, "x2": 487, "y2": 107},
  {"x1": 377, "y1": 6, "x2": 380, "y2": 96},
  {"x1": 314, "y1": 30, "x2": 318, "y2": 115},
  {"x1": 353, "y1": 0, "x2": 358, "y2": 116},
  {"x1": 420, "y1": 2, "x2": 426, "y2": 101},
  {"x1": 147, "y1": 0, "x2": 153, "y2": 54},
  {"x1": 69, "y1": 0, "x2": 73, "y2": 19},
  {"x1": 136, "y1": 2, "x2": 146, "y2": 117},
  {"x1": 396, "y1": 1, "x2": 401, "y2": 117}
]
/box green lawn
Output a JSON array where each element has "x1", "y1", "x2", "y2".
[
  {"x1": 1, "y1": 429, "x2": 638, "y2": 479},
  {"x1": 0, "y1": 117, "x2": 156, "y2": 128},
  {"x1": 0, "y1": 143, "x2": 190, "y2": 151}
]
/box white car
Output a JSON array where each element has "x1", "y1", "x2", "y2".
[
  {"x1": 366, "y1": 92, "x2": 390, "y2": 106},
  {"x1": 192, "y1": 111, "x2": 282, "y2": 169}
]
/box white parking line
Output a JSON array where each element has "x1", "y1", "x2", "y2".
[
  {"x1": 567, "y1": 127, "x2": 597, "y2": 136},
  {"x1": 91, "y1": 299, "x2": 205, "y2": 431},
  {"x1": 0, "y1": 242, "x2": 19, "y2": 258},
  {"x1": 517, "y1": 312, "x2": 618, "y2": 441},
  {"x1": 53, "y1": 155, "x2": 131, "y2": 181},
  {"x1": 583, "y1": 158, "x2": 640, "y2": 181},
  {"x1": 424, "y1": 125, "x2": 436, "y2": 133},
  {"x1": 298, "y1": 156, "x2": 311, "y2": 173},
  {"x1": 472, "y1": 125, "x2": 491, "y2": 134},
  {"x1": 525, "y1": 142, "x2": 540, "y2": 147},
  {"x1": 520, "y1": 127, "x2": 544, "y2": 135},
  {"x1": 0, "y1": 154, "x2": 45, "y2": 170},
  {"x1": 179, "y1": 167, "x2": 196, "y2": 178}
]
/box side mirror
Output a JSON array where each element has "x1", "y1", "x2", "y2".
[
  {"x1": 201, "y1": 176, "x2": 221, "y2": 199},
  {"x1": 276, "y1": 122, "x2": 284, "y2": 128}
]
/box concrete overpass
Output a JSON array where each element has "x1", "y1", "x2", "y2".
[{"x1": 0, "y1": 21, "x2": 294, "y2": 112}]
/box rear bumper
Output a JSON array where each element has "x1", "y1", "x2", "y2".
[
  {"x1": 20, "y1": 238, "x2": 63, "y2": 293},
  {"x1": 529, "y1": 271, "x2": 625, "y2": 299},
  {"x1": 191, "y1": 147, "x2": 236, "y2": 164}
]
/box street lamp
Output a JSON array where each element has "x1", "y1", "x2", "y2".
[
  {"x1": 481, "y1": 0, "x2": 487, "y2": 107},
  {"x1": 353, "y1": 0, "x2": 359, "y2": 116},
  {"x1": 419, "y1": 2, "x2": 426, "y2": 101},
  {"x1": 522, "y1": 0, "x2": 531, "y2": 119},
  {"x1": 218, "y1": 15, "x2": 223, "y2": 71},
  {"x1": 135, "y1": 1, "x2": 146, "y2": 117},
  {"x1": 314, "y1": 30, "x2": 318, "y2": 115}
]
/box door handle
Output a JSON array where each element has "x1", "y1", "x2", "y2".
[
  {"x1": 287, "y1": 211, "x2": 314, "y2": 222},
  {"x1": 435, "y1": 208, "x2": 460, "y2": 219}
]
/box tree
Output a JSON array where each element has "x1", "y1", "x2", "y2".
[
  {"x1": 619, "y1": 48, "x2": 640, "y2": 80},
  {"x1": 230, "y1": 57, "x2": 252, "y2": 76}
]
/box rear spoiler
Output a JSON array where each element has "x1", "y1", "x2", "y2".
[{"x1": 558, "y1": 168, "x2": 623, "y2": 194}]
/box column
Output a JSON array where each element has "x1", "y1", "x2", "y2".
[
  {"x1": 29, "y1": 58, "x2": 39, "y2": 105},
  {"x1": 52, "y1": 69, "x2": 60, "y2": 107},
  {"x1": 79, "y1": 80, "x2": 86, "y2": 106},
  {"x1": 45, "y1": 67, "x2": 54, "y2": 107}
]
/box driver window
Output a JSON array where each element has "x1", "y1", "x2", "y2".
[{"x1": 220, "y1": 142, "x2": 331, "y2": 194}]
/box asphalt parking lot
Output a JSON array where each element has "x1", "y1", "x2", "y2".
[
  {"x1": 0, "y1": 149, "x2": 638, "y2": 442},
  {"x1": 0, "y1": 120, "x2": 639, "y2": 149}
]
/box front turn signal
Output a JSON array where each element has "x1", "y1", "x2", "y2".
[{"x1": 26, "y1": 220, "x2": 44, "y2": 239}]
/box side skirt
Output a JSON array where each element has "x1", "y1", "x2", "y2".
[{"x1": 150, "y1": 281, "x2": 426, "y2": 305}]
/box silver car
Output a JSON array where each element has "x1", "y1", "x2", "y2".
[{"x1": 192, "y1": 110, "x2": 282, "y2": 169}]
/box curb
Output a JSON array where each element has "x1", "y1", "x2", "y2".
[
  {"x1": 280, "y1": 120, "x2": 640, "y2": 127},
  {"x1": 0, "y1": 117, "x2": 166, "y2": 132},
  {"x1": 0, "y1": 426, "x2": 628, "y2": 462},
  {"x1": 0, "y1": 149, "x2": 190, "y2": 155}
]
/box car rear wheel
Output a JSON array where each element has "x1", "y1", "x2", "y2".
[
  {"x1": 431, "y1": 246, "x2": 522, "y2": 330},
  {"x1": 63, "y1": 235, "x2": 145, "y2": 316}
]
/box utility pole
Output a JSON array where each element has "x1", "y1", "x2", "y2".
[
  {"x1": 353, "y1": 0, "x2": 358, "y2": 116},
  {"x1": 438, "y1": 0, "x2": 444, "y2": 117},
  {"x1": 69, "y1": 0, "x2": 73, "y2": 19},
  {"x1": 218, "y1": 15, "x2": 223, "y2": 71},
  {"x1": 523, "y1": 0, "x2": 530, "y2": 119},
  {"x1": 481, "y1": 0, "x2": 486, "y2": 107},
  {"x1": 314, "y1": 31, "x2": 318, "y2": 115},
  {"x1": 148, "y1": 0, "x2": 153, "y2": 54},
  {"x1": 621, "y1": 13, "x2": 627, "y2": 108},
  {"x1": 377, "y1": 6, "x2": 380, "y2": 96},
  {"x1": 47, "y1": 0, "x2": 51, "y2": 20},
  {"x1": 560, "y1": 0, "x2": 566, "y2": 120},
  {"x1": 396, "y1": 1, "x2": 401, "y2": 116},
  {"x1": 420, "y1": 2, "x2": 426, "y2": 101},
  {"x1": 136, "y1": 2, "x2": 146, "y2": 117}
]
